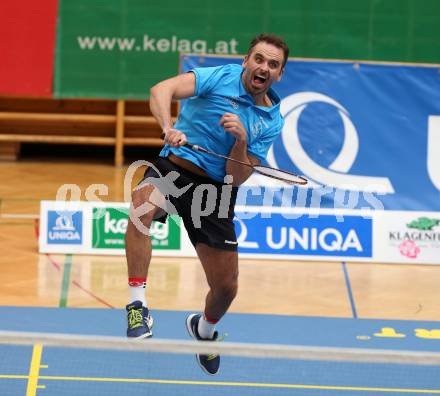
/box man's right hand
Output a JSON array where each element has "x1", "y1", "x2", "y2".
[{"x1": 162, "y1": 128, "x2": 188, "y2": 147}]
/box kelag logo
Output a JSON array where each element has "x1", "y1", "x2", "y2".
[
  {"x1": 47, "y1": 211, "x2": 83, "y2": 245},
  {"x1": 235, "y1": 213, "x2": 372, "y2": 257},
  {"x1": 92, "y1": 207, "x2": 181, "y2": 250},
  {"x1": 92, "y1": 207, "x2": 127, "y2": 249}
]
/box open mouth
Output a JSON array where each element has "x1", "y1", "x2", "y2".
[{"x1": 252, "y1": 74, "x2": 267, "y2": 86}]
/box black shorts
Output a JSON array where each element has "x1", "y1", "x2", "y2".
[{"x1": 140, "y1": 157, "x2": 239, "y2": 251}]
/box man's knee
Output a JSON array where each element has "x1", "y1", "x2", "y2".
[
  {"x1": 130, "y1": 188, "x2": 157, "y2": 227},
  {"x1": 213, "y1": 277, "x2": 238, "y2": 302},
  {"x1": 131, "y1": 187, "x2": 153, "y2": 210}
]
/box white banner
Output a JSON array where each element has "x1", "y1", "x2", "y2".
[
  {"x1": 39, "y1": 201, "x2": 195, "y2": 257},
  {"x1": 39, "y1": 201, "x2": 440, "y2": 264}
]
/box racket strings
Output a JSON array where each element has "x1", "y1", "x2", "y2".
[
  {"x1": 184, "y1": 141, "x2": 308, "y2": 185},
  {"x1": 254, "y1": 166, "x2": 308, "y2": 185}
]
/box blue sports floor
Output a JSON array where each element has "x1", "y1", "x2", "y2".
[{"x1": 0, "y1": 307, "x2": 439, "y2": 395}]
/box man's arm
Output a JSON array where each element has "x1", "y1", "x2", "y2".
[
  {"x1": 220, "y1": 112, "x2": 259, "y2": 185},
  {"x1": 150, "y1": 72, "x2": 196, "y2": 147},
  {"x1": 226, "y1": 140, "x2": 260, "y2": 186}
]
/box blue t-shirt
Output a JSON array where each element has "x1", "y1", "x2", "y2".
[{"x1": 159, "y1": 63, "x2": 284, "y2": 182}]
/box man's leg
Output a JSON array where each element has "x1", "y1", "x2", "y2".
[
  {"x1": 186, "y1": 243, "x2": 238, "y2": 375},
  {"x1": 125, "y1": 183, "x2": 166, "y2": 338},
  {"x1": 197, "y1": 243, "x2": 239, "y2": 322}
]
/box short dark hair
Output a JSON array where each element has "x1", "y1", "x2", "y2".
[{"x1": 247, "y1": 34, "x2": 289, "y2": 68}]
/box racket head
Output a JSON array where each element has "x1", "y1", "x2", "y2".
[{"x1": 253, "y1": 165, "x2": 308, "y2": 185}]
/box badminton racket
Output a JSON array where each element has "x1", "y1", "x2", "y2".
[{"x1": 162, "y1": 134, "x2": 308, "y2": 185}]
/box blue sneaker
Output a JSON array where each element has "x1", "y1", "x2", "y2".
[
  {"x1": 126, "y1": 301, "x2": 153, "y2": 338},
  {"x1": 186, "y1": 313, "x2": 220, "y2": 375}
]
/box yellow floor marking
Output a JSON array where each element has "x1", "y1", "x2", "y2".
[
  {"x1": 1, "y1": 371, "x2": 438, "y2": 394},
  {"x1": 32, "y1": 375, "x2": 439, "y2": 394},
  {"x1": 25, "y1": 344, "x2": 43, "y2": 396}
]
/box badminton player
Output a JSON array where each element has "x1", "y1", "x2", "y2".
[{"x1": 125, "y1": 33, "x2": 289, "y2": 375}]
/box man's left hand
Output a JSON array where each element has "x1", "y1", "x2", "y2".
[{"x1": 220, "y1": 113, "x2": 247, "y2": 142}]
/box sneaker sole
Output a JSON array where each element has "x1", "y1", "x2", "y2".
[
  {"x1": 133, "y1": 330, "x2": 152, "y2": 339},
  {"x1": 185, "y1": 314, "x2": 218, "y2": 376},
  {"x1": 185, "y1": 314, "x2": 198, "y2": 339}
]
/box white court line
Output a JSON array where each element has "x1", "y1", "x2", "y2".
[{"x1": 0, "y1": 214, "x2": 40, "y2": 219}]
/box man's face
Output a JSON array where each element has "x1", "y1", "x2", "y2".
[{"x1": 242, "y1": 42, "x2": 284, "y2": 96}]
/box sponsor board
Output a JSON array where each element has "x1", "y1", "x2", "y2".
[
  {"x1": 39, "y1": 201, "x2": 439, "y2": 264},
  {"x1": 92, "y1": 207, "x2": 127, "y2": 249},
  {"x1": 183, "y1": 56, "x2": 440, "y2": 212},
  {"x1": 375, "y1": 211, "x2": 440, "y2": 264},
  {"x1": 235, "y1": 211, "x2": 372, "y2": 258},
  {"x1": 92, "y1": 207, "x2": 181, "y2": 250},
  {"x1": 149, "y1": 217, "x2": 181, "y2": 250},
  {"x1": 39, "y1": 201, "x2": 189, "y2": 255},
  {"x1": 47, "y1": 210, "x2": 83, "y2": 245}
]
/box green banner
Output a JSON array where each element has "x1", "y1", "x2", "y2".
[
  {"x1": 92, "y1": 207, "x2": 181, "y2": 250},
  {"x1": 55, "y1": 0, "x2": 252, "y2": 99},
  {"x1": 55, "y1": 0, "x2": 440, "y2": 99}
]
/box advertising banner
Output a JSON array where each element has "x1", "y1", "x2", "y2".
[
  {"x1": 54, "y1": 0, "x2": 245, "y2": 98},
  {"x1": 235, "y1": 211, "x2": 372, "y2": 259},
  {"x1": 182, "y1": 55, "x2": 440, "y2": 214},
  {"x1": 54, "y1": 0, "x2": 439, "y2": 99},
  {"x1": 39, "y1": 201, "x2": 440, "y2": 264},
  {"x1": 47, "y1": 209, "x2": 83, "y2": 245},
  {"x1": 39, "y1": 201, "x2": 191, "y2": 256},
  {"x1": 91, "y1": 207, "x2": 181, "y2": 250},
  {"x1": 375, "y1": 211, "x2": 440, "y2": 264}
]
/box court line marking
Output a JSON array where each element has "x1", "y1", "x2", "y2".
[
  {"x1": 32, "y1": 219, "x2": 115, "y2": 309},
  {"x1": 0, "y1": 214, "x2": 39, "y2": 219},
  {"x1": 0, "y1": 373, "x2": 436, "y2": 393},
  {"x1": 342, "y1": 261, "x2": 358, "y2": 319},
  {"x1": 44, "y1": 253, "x2": 115, "y2": 309},
  {"x1": 0, "y1": 222, "x2": 35, "y2": 226},
  {"x1": 59, "y1": 255, "x2": 73, "y2": 308},
  {"x1": 25, "y1": 344, "x2": 43, "y2": 396},
  {"x1": 0, "y1": 198, "x2": 41, "y2": 201}
]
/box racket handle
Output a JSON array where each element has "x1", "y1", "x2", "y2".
[
  {"x1": 160, "y1": 132, "x2": 200, "y2": 152},
  {"x1": 186, "y1": 143, "x2": 200, "y2": 151}
]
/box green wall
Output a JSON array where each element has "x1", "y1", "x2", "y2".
[{"x1": 55, "y1": 0, "x2": 440, "y2": 99}]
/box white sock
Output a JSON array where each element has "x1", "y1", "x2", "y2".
[
  {"x1": 128, "y1": 279, "x2": 147, "y2": 307},
  {"x1": 197, "y1": 314, "x2": 217, "y2": 339}
]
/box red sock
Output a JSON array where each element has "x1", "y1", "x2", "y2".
[
  {"x1": 128, "y1": 277, "x2": 146, "y2": 287},
  {"x1": 198, "y1": 312, "x2": 219, "y2": 339},
  {"x1": 204, "y1": 312, "x2": 219, "y2": 324},
  {"x1": 128, "y1": 277, "x2": 147, "y2": 306}
]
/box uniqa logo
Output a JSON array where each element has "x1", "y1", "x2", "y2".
[
  {"x1": 49, "y1": 214, "x2": 80, "y2": 240},
  {"x1": 236, "y1": 218, "x2": 363, "y2": 252},
  {"x1": 53, "y1": 215, "x2": 75, "y2": 231},
  {"x1": 266, "y1": 226, "x2": 363, "y2": 252},
  {"x1": 49, "y1": 230, "x2": 80, "y2": 240},
  {"x1": 266, "y1": 92, "x2": 395, "y2": 193}
]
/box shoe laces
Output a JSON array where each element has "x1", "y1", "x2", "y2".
[
  {"x1": 128, "y1": 307, "x2": 143, "y2": 329},
  {"x1": 206, "y1": 333, "x2": 228, "y2": 361}
]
